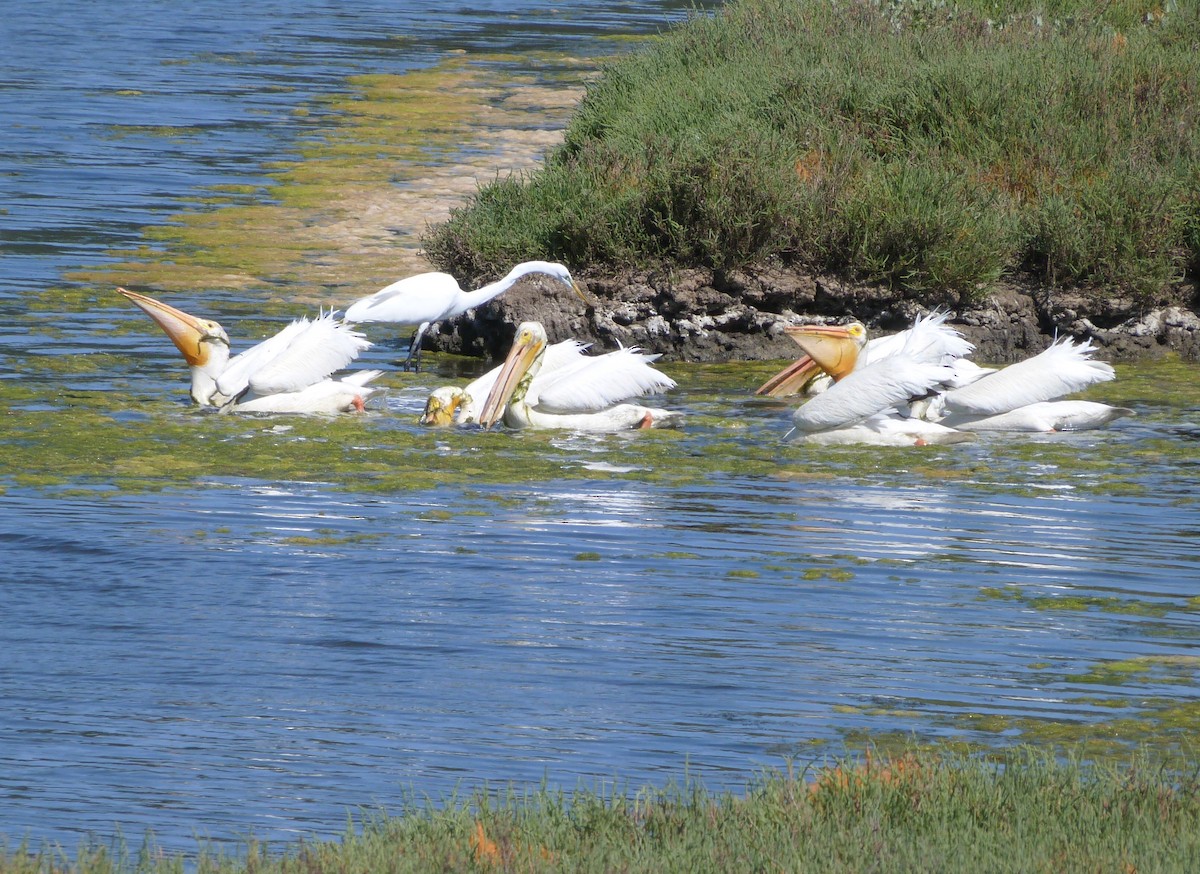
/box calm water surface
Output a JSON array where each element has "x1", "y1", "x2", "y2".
[{"x1": 3, "y1": 0, "x2": 1200, "y2": 857}]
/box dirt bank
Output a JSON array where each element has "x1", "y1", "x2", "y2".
[{"x1": 428, "y1": 265, "x2": 1200, "y2": 364}]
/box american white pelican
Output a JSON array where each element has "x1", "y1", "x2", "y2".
[
  {"x1": 777, "y1": 319, "x2": 1131, "y2": 435},
  {"x1": 476, "y1": 321, "x2": 682, "y2": 431},
  {"x1": 118, "y1": 287, "x2": 383, "y2": 414},
  {"x1": 783, "y1": 322, "x2": 969, "y2": 445},
  {"x1": 935, "y1": 337, "x2": 1115, "y2": 417},
  {"x1": 940, "y1": 400, "x2": 1135, "y2": 432},
  {"x1": 344, "y1": 261, "x2": 585, "y2": 372},
  {"x1": 756, "y1": 311, "x2": 980, "y2": 398},
  {"x1": 802, "y1": 413, "x2": 975, "y2": 446},
  {"x1": 420, "y1": 338, "x2": 590, "y2": 426}
]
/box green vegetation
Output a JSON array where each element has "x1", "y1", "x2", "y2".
[
  {"x1": 424, "y1": 0, "x2": 1200, "y2": 302},
  {"x1": 4, "y1": 749, "x2": 1199, "y2": 872}
]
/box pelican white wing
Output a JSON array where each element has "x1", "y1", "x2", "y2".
[
  {"x1": 235, "y1": 370, "x2": 386, "y2": 415},
  {"x1": 214, "y1": 312, "x2": 371, "y2": 401},
  {"x1": 792, "y1": 355, "x2": 954, "y2": 433},
  {"x1": 860, "y1": 311, "x2": 975, "y2": 367},
  {"x1": 944, "y1": 400, "x2": 1135, "y2": 432},
  {"x1": 533, "y1": 347, "x2": 676, "y2": 413},
  {"x1": 942, "y1": 337, "x2": 1114, "y2": 416}
]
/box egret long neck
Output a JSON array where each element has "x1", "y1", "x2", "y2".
[{"x1": 461, "y1": 263, "x2": 546, "y2": 308}]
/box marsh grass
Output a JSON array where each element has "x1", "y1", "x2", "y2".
[
  {"x1": 4, "y1": 749, "x2": 1199, "y2": 873},
  {"x1": 423, "y1": 0, "x2": 1200, "y2": 302}
]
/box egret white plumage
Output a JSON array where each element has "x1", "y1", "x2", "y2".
[
  {"x1": 344, "y1": 261, "x2": 585, "y2": 372},
  {"x1": 476, "y1": 322, "x2": 682, "y2": 431},
  {"x1": 118, "y1": 287, "x2": 383, "y2": 414}
]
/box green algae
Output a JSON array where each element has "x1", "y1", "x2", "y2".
[
  {"x1": 68, "y1": 53, "x2": 593, "y2": 303},
  {"x1": 978, "y1": 585, "x2": 1188, "y2": 619}
]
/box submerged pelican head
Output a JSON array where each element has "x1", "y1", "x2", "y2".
[{"x1": 420, "y1": 386, "x2": 468, "y2": 426}]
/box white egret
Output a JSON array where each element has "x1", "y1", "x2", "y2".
[
  {"x1": 476, "y1": 322, "x2": 682, "y2": 431},
  {"x1": 344, "y1": 261, "x2": 585, "y2": 372},
  {"x1": 118, "y1": 288, "x2": 383, "y2": 414}
]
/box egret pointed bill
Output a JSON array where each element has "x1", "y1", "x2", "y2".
[
  {"x1": 783, "y1": 322, "x2": 866, "y2": 381},
  {"x1": 117, "y1": 287, "x2": 225, "y2": 366},
  {"x1": 477, "y1": 325, "x2": 547, "y2": 429}
]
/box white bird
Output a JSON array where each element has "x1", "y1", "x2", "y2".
[
  {"x1": 344, "y1": 261, "x2": 585, "y2": 372},
  {"x1": 118, "y1": 287, "x2": 384, "y2": 414},
  {"x1": 420, "y1": 338, "x2": 590, "y2": 426},
  {"x1": 476, "y1": 321, "x2": 682, "y2": 431},
  {"x1": 783, "y1": 322, "x2": 970, "y2": 445},
  {"x1": 756, "y1": 311, "x2": 979, "y2": 398},
  {"x1": 940, "y1": 400, "x2": 1135, "y2": 432},
  {"x1": 934, "y1": 337, "x2": 1116, "y2": 418},
  {"x1": 776, "y1": 319, "x2": 1131, "y2": 435}
]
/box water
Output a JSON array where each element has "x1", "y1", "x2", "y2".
[{"x1": 3, "y1": 0, "x2": 1200, "y2": 858}]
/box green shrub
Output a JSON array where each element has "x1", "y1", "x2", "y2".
[{"x1": 423, "y1": 0, "x2": 1200, "y2": 301}]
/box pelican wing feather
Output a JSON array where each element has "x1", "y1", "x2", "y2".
[
  {"x1": 942, "y1": 338, "x2": 1114, "y2": 416},
  {"x1": 217, "y1": 313, "x2": 371, "y2": 399},
  {"x1": 533, "y1": 347, "x2": 676, "y2": 413},
  {"x1": 792, "y1": 356, "x2": 953, "y2": 433},
  {"x1": 861, "y1": 311, "x2": 974, "y2": 366}
]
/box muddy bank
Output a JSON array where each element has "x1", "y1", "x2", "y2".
[{"x1": 428, "y1": 265, "x2": 1200, "y2": 364}]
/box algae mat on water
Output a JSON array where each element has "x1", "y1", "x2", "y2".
[{"x1": 63, "y1": 54, "x2": 591, "y2": 311}]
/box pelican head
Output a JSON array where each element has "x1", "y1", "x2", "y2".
[
  {"x1": 783, "y1": 321, "x2": 867, "y2": 381},
  {"x1": 117, "y1": 287, "x2": 232, "y2": 404},
  {"x1": 420, "y1": 386, "x2": 467, "y2": 426},
  {"x1": 477, "y1": 321, "x2": 549, "y2": 429}
]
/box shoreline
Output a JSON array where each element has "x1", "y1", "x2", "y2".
[{"x1": 430, "y1": 263, "x2": 1200, "y2": 365}]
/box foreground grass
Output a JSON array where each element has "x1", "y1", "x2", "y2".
[
  {"x1": 424, "y1": 0, "x2": 1200, "y2": 303},
  {"x1": 5, "y1": 750, "x2": 1200, "y2": 873}
]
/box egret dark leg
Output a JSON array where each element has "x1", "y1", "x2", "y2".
[
  {"x1": 401, "y1": 322, "x2": 431, "y2": 372},
  {"x1": 401, "y1": 332, "x2": 419, "y2": 371}
]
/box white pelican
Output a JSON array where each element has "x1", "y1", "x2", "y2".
[
  {"x1": 344, "y1": 261, "x2": 585, "y2": 372},
  {"x1": 779, "y1": 319, "x2": 1131, "y2": 435},
  {"x1": 941, "y1": 400, "x2": 1135, "y2": 432},
  {"x1": 419, "y1": 338, "x2": 590, "y2": 426},
  {"x1": 756, "y1": 311, "x2": 980, "y2": 398},
  {"x1": 476, "y1": 321, "x2": 682, "y2": 431},
  {"x1": 935, "y1": 337, "x2": 1116, "y2": 417},
  {"x1": 118, "y1": 287, "x2": 383, "y2": 414},
  {"x1": 784, "y1": 322, "x2": 970, "y2": 445}
]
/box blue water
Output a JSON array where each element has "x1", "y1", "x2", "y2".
[{"x1": 3, "y1": 0, "x2": 1200, "y2": 858}]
